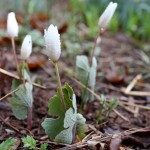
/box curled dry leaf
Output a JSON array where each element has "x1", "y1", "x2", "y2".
[
  {"x1": 58, "y1": 23, "x2": 68, "y2": 34},
  {"x1": 27, "y1": 53, "x2": 46, "y2": 70},
  {"x1": 105, "y1": 66, "x2": 127, "y2": 84}
]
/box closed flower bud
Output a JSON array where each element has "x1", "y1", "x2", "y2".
[
  {"x1": 21, "y1": 35, "x2": 32, "y2": 60},
  {"x1": 98, "y1": 2, "x2": 117, "y2": 29},
  {"x1": 44, "y1": 24, "x2": 61, "y2": 62},
  {"x1": 7, "y1": 12, "x2": 19, "y2": 37}
]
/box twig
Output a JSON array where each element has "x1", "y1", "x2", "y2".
[
  {"x1": 0, "y1": 116, "x2": 25, "y2": 135},
  {"x1": 0, "y1": 88, "x2": 19, "y2": 101},
  {"x1": 123, "y1": 91, "x2": 150, "y2": 97},
  {"x1": 120, "y1": 101, "x2": 150, "y2": 111},
  {"x1": 113, "y1": 109, "x2": 129, "y2": 122},
  {"x1": 124, "y1": 74, "x2": 142, "y2": 93},
  {"x1": 0, "y1": 68, "x2": 46, "y2": 89}
]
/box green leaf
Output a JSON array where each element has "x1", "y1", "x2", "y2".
[
  {"x1": 22, "y1": 136, "x2": 36, "y2": 150},
  {"x1": 55, "y1": 94, "x2": 87, "y2": 144},
  {"x1": 106, "y1": 99, "x2": 118, "y2": 118},
  {"x1": 55, "y1": 108, "x2": 76, "y2": 144},
  {"x1": 76, "y1": 113, "x2": 87, "y2": 139},
  {"x1": 0, "y1": 138, "x2": 17, "y2": 150},
  {"x1": 76, "y1": 55, "x2": 97, "y2": 102},
  {"x1": 42, "y1": 83, "x2": 87, "y2": 144},
  {"x1": 76, "y1": 55, "x2": 90, "y2": 85},
  {"x1": 10, "y1": 83, "x2": 33, "y2": 119},
  {"x1": 42, "y1": 83, "x2": 73, "y2": 139},
  {"x1": 89, "y1": 57, "x2": 97, "y2": 101},
  {"x1": 11, "y1": 79, "x2": 22, "y2": 91},
  {"x1": 40, "y1": 143, "x2": 48, "y2": 150}
]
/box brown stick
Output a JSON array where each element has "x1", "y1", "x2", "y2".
[
  {"x1": 0, "y1": 88, "x2": 19, "y2": 101},
  {"x1": 0, "y1": 116, "x2": 25, "y2": 135},
  {"x1": 124, "y1": 74, "x2": 142, "y2": 93},
  {"x1": 0, "y1": 68, "x2": 46, "y2": 89}
]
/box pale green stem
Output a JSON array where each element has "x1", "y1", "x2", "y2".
[
  {"x1": 89, "y1": 29, "x2": 103, "y2": 66},
  {"x1": 22, "y1": 60, "x2": 26, "y2": 90},
  {"x1": 11, "y1": 37, "x2": 19, "y2": 74},
  {"x1": 53, "y1": 62, "x2": 66, "y2": 112}
]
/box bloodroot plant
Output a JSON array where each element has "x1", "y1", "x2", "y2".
[
  {"x1": 76, "y1": 2, "x2": 118, "y2": 103},
  {"x1": 9, "y1": 34, "x2": 33, "y2": 130},
  {"x1": 7, "y1": 12, "x2": 19, "y2": 74},
  {"x1": 42, "y1": 24, "x2": 87, "y2": 144}
]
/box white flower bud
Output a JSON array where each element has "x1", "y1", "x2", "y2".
[
  {"x1": 98, "y1": 2, "x2": 117, "y2": 29},
  {"x1": 7, "y1": 12, "x2": 19, "y2": 37},
  {"x1": 21, "y1": 35, "x2": 32, "y2": 60},
  {"x1": 44, "y1": 24, "x2": 61, "y2": 62}
]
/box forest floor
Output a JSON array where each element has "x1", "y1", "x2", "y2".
[{"x1": 0, "y1": 4, "x2": 150, "y2": 150}]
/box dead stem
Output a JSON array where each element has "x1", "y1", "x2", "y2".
[
  {"x1": 0, "y1": 68, "x2": 46, "y2": 89},
  {"x1": 53, "y1": 62, "x2": 66, "y2": 112}
]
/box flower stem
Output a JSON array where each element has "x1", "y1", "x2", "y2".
[
  {"x1": 89, "y1": 29, "x2": 104, "y2": 66},
  {"x1": 22, "y1": 60, "x2": 26, "y2": 90},
  {"x1": 11, "y1": 37, "x2": 19, "y2": 74},
  {"x1": 54, "y1": 62, "x2": 66, "y2": 112}
]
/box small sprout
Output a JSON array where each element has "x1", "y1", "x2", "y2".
[
  {"x1": 98, "y1": 2, "x2": 118, "y2": 29},
  {"x1": 7, "y1": 12, "x2": 19, "y2": 38},
  {"x1": 44, "y1": 24, "x2": 61, "y2": 62},
  {"x1": 21, "y1": 35, "x2": 32, "y2": 60},
  {"x1": 22, "y1": 136, "x2": 36, "y2": 150}
]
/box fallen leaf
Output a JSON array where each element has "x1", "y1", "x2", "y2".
[{"x1": 27, "y1": 53, "x2": 46, "y2": 70}]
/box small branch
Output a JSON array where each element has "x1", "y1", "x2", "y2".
[
  {"x1": 11, "y1": 37, "x2": 19, "y2": 74},
  {"x1": 124, "y1": 74, "x2": 142, "y2": 93},
  {"x1": 0, "y1": 88, "x2": 19, "y2": 101},
  {"x1": 53, "y1": 62, "x2": 66, "y2": 112},
  {"x1": 113, "y1": 109, "x2": 129, "y2": 122},
  {"x1": 0, "y1": 68, "x2": 46, "y2": 89},
  {"x1": 0, "y1": 116, "x2": 25, "y2": 135}
]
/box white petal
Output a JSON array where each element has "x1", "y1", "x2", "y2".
[
  {"x1": 44, "y1": 24, "x2": 61, "y2": 62},
  {"x1": 7, "y1": 12, "x2": 19, "y2": 37},
  {"x1": 21, "y1": 35, "x2": 32, "y2": 60},
  {"x1": 98, "y1": 2, "x2": 117, "y2": 29}
]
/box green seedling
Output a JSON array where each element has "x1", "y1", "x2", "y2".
[{"x1": 96, "y1": 95, "x2": 118, "y2": 124}]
